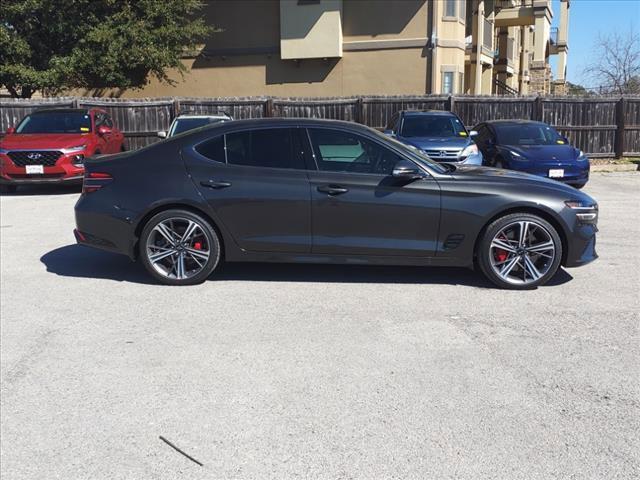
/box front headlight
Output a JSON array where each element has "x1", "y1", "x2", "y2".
[
  {"x1": 509, "y1": 150, "x2": 524, "y2": 159},
  {"x1": 459, "y1": 144, "x2": 478, "y2": 158},
  {"x1": 566, "y1": 200, "x2": 598, "y2": 225},
  {"x1": 62, "y1": 144, "x2": 87, "y2": 154}
]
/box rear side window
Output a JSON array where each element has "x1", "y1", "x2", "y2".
[
  {"x1": 225, "y1": 128, "x2": 304, "y2": 170},
  {"x1": 195, "y1": 136, "x2": 226, "y2": 163}
]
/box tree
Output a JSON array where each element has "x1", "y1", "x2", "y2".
[
  {"x1": 0, "y1": 0, "x2": 211, "y2": 98},
  {"x1": 583, "y1": 30, "x2": 640, "y2": 95}
]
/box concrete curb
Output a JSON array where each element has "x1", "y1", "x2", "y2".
[{"x1": 591, "y1": 163, "x2": 639, "y2": 172}]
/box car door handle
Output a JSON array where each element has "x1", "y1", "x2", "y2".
[
  {"x1": 317, "y1": 185, "x2": 349, "y2": 196},
  {"x1": 200, "y1": 180, "x2": 232, "y2": 189}
]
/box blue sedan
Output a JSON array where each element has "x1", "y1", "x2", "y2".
[{"x1": 473, "y1": 120, "x2": 589, "y2": 188}]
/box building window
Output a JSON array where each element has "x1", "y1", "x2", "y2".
[
  {"x1": 458, "y1": 0, "x2": 466, "y2": 22},
  {"x1": 444, "y1": 0, "x2": 456, "y2": 18},
  {"x1": 442, "y1": 72, "x2": 454, "y2": 94}
]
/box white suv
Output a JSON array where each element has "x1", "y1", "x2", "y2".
[{"x1": 158, "y1": 113, "x2": 233, "y2": 138}]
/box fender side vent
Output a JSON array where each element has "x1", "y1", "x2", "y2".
[{"x1": 443, "y1": 234, "x2": 465, "y2": 250}]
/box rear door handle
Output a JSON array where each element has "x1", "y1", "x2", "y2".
[
  {"x1": 200, "y1": 180, "x2": 232, "y2": 189},
  {"x1": 317, "y1": 185, "x2": 349, "y2": 196}
]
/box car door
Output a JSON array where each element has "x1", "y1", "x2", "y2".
[
  {"x1": 103, "y1": 113, "x2": 124, "y2": 152},
  {"x1": 92, "y1": 112, "x2": 109, "y2": 153},
  {"x1": 305, "y1": 127, "x2": 441, "y2": 257},
  {"x1": 183, "y1": 127, "x2": 312, "y2": 253}
]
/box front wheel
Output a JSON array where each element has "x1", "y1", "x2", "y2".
[
  {"x1": 139, "y1": 209, "x2": 221, "y2": 285},
  {"x1": 477, "y1": 213, "x2": 563, "y2": 289}
]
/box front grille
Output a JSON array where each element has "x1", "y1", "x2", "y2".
[
  {"x1": 7, "y1": 151, "x2": 62, "y2": 167},
  {"x1": 423, "y1": 149, "x2": 462, "y2": 161}
]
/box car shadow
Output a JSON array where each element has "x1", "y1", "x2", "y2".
[
  {"x1": 41, "y1": 244, "x2": 574, "y2": 288},
  {"x1": 1, "y1": 185, "x2": 81, "y2": 196}
]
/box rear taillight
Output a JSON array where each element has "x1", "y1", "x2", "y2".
[{"x1": 82, "y1": 172, "x2": 113, "y2": 193}]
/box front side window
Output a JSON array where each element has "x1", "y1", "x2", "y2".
[
  {"x1": 496, "y1": 124, "x2": 564, "y2": 146},
  {"x1": 400, "y1": 115, "x2": 466, "y2": 138},
  {"x1": 225, "y1": 128, "x2": 304, "y2": 170},
  {"x1": 16, "y1": 111, "x2": 92, "y2": 134},
  {"x1": 308, "y1": 128, "x2": 404, "y2": 176}
]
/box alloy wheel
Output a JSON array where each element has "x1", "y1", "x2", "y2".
[
  {"x1": 489, "y1": 220, "x2": 556, "y2": 285},
  {"x1": 145, "y1": 217, "x2": 211, "y2": 280}
]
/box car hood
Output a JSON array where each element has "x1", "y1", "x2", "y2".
[
  {"x1": 449, "y1": 164, "x2": 584, "y2": 194},
  {"x1": 502, "y1": 144, "x2": 579, "y2": 163},
  {"x1": 0, "y1": 133, "x2": 92, "y2": 150},
  {"x1": 402, "y1": 136, "x2": 471, "y2": 150}
]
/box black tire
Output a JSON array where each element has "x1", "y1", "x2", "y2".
[
  {"x1": 139, "y1": 209, "x2": 221, "y2": 285},
  {"x1": 477, "y1": 213, "x2": 563, "y2": 290},
  {"x1": 0, "y1": 184, "x2": 17, "y2": 194},
  {"x1": 494, "y1": 158, "x2": 504, "y2": 169}
]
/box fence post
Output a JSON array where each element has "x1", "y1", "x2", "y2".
[
  {"x1": 265, "y1": 98, "x2": 274, "y2": 117},
  {"x1": 172, "y1": 98, "x2": 180, "y2": 120},
  {"x1": 615, "y1": 96, "x2": 626, "y2": 159},
  {"x1": 446, "y1": 95, "x2": 455, "y2": 113},
  {"x1": 356, "y1": 97, "x2": 364, "y2": 124},
  {"x1": 534, "y1": 95, "x2": 543, "y2": 121}
]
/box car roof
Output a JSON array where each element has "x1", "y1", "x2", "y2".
[
  {"x1": 174, "y1": 114, "x2": 231, "y2": 119},
  {"x1": 484, "y1": 119, "x2": 546, "y2": 126},
  {"x1": 400, "y1": 110, "x2": 456, "y2": 117},
  {"x1": 31, "y1": 108, "x2": 90, "y2": 115}
]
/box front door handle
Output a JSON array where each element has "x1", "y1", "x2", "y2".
[
  {"x1": 200, "y1": 180, "x2": 232, "y2": 189},
  {"x1": 317, "y1": 185, "x2": 349, "y2": 196}
]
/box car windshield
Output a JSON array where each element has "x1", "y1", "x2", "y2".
[
  {"x1": 496, "y1": 124, "x2": 564, "y2": 146},
  {"x1": 171, "y1": 118, "x2": 226, "y2": 136},
  {"x1": 400, "y1": 115, "x2": 467, "y2": 138},
  {"x1": 369, "y1": 129, "x2": 450, "y2": 174},
  {"x1": 16, "y1": 112, "x2": 92, "y2": 134}
]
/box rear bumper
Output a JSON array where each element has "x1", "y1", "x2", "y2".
[{"x1": 0, "y1": 174, "x2": 82, "y2": 185}]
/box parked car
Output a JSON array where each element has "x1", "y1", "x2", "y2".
[
  {"x1": 75, "y1": 118, "x2": 598, "y2": 289},
  {"x1": 384, "y1": 110, "x2": 483, "y2": 165},
  {"x1": 0, "y1": 108, "x2": 125, "y2": 192},
  {"x1": 158, "y1": 113, "x2": 233, "y2": 138},
  {"x1": 473, "y1": 120, "x2": 590, "y2": 188}
]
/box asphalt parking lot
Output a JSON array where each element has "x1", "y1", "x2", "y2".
[{"x1": 1, "y1": 172, "x2": 639, "y2": 479}]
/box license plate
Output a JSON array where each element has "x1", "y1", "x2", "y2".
[
  {"x1": 549, "y1": 169, "x2": 564, "y2": 178},
  {"x1": 26, "y1": 165, "x2": 44, "y2": 174}
]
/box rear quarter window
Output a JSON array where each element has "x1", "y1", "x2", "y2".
[{"x1": 195, "y1": 136, "x2": 226, "y2": 163}]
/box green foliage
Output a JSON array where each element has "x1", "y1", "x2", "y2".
[{"x1": 0, "y1": 0, "x2": 211, "y2": 97}]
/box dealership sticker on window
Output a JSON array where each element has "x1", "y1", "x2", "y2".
[
  {"x1": 80, "y1": 127, "x2": 90, "y2": 132},
  {"x1": 556, "y1": 140, "x2": 565, "y2": 144},
  {"x1": 26, "y1": 165, "x2": 44, "y2": 174},
  {"x1": 459, "y1": 132, "x2": 467, "y2": 136}
]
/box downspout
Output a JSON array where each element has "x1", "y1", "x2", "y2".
[{"x1": 427, "y1": 0, "x2": 437, "y2": 94}]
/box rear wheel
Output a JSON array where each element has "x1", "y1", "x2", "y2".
[
  {"x1": 139, "y1": 209, "x2": 221, "y2": 285},
  {"x1": 477, "y1": 213, "x2": 562, "y2": 289}
]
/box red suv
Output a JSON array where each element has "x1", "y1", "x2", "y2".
[{"x1": 0, "y1": 108, "x2": 125, "y2": 192}]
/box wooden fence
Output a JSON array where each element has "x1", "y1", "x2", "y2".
[{"x1": 1, "y1": 95, "x2": 639, "y2": 157}]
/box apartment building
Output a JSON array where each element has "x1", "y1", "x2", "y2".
[{"x1": 110, "y1": 0, "x2": 569, "y2": 98}]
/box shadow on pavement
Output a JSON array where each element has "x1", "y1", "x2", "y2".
[{"x1": 41, "y1": 244, "x2": 574, "y2": 288}]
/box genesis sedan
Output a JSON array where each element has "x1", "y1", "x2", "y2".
[{"x1": 74, "y1": 118, "x2": 598, "y2": 289}]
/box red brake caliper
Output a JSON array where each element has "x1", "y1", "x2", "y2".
[
  {"x1": 495, "y1": 249, "x2": 508, "y2": 263},
  {"x1": 193, "y1": 242, "x2": 202, "y2": 250}
]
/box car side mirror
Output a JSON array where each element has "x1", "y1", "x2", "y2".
[
  {"x1": 6, "y1": 126, "x2": 15, "y2": 134},
  {"x1": 392, "y1": 160, "x2": 423, "y2": 180},
  {"x1": 157, "y1": 131, "x2": 167, "y2": 138},
  {"x1": 562, "y1": 136, "x2": 569, "y2": 144},
  {"x1": 469, "y1": 130, "x2": 478, "y2": 137},
  {"x1": 383, "y1": 129, "x2": 396, "y2": 138},
  {"x1": 97, "y1": 125, "x2": 111, "y2": 135}
]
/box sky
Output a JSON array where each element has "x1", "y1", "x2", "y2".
[{"x1": 550, "y1": 0, "x2": 640, "y2": 86}]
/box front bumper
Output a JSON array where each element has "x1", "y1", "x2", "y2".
[
  {"x1": 0, "y1": 152, "x2": 85, "y2": 185},
  {"x1": 564, "y1": 223, "x2": 598, "y2": 268}
]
